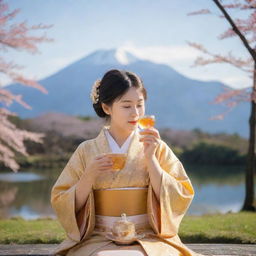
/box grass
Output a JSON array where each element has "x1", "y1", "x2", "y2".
[
  {"x1": 0, "y1": 217, "x2": 65, "y2": 244},
  {"x1": 179, "y1": 211, "x2": 256, "y2": 244},
  {"x1": 0, "y1": 212, "x2": 255, "y2": 244}
]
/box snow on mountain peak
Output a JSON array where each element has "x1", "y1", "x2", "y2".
[
  {"x1": 114, "y1": 48, "x2": 138, "y2": 65},
  {"x1": 86, "y1": 48, "x2": 139, "y2": 65}
]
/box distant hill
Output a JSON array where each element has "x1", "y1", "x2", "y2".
[
  {"x1": 23, "y1": 112, "x2": 247, "y2": 155},
  {"x1": 4, "y1": 48, "x2": 249, "y2": 138},
  {"x1": 26, "y1": 112, "x2": 104, "y2": 139}
]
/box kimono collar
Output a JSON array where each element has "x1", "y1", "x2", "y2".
[
  {"x1": 94, "y1": 125, "x2": 142, "y2": 159},
  {"x1": 104, "y1": 128, "x2": 135, "y2": 153}
]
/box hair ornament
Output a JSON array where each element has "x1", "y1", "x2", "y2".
[{"x1": 90, "y1": 79, "x2": 101, "y2": 104}]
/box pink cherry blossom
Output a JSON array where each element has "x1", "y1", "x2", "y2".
[{"x1": 0, "y1": 0, "x2": 52, "y2": 171}]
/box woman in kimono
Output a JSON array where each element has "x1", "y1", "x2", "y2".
[{"x1": 51, "y1": 69, "x2": 203, "y2": 256}]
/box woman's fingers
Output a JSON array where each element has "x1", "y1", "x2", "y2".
[
  {"x1": 96, "y1": 155, "x2": 112, "y2": 164},
  {"x1": 95, "y1": 153, "x2": 107, "y2": 160},
  {"x1": 98, "y1": 163, "x2": 113, "y2": 171},
  {"x1": 98, "y1": 156, "x2": 111, "y2": 163},
  {"x1": 99, "y1": 160, "x2": 113, "y2": 168},
  {"x1": 99, "y1": 166, "x2": 113, "y2": 171},
  {"x1": 140, "y1": 136, "x2": 160, "y2": 148},
  {"x1": 139, "y1": 127, "x2": 160, "y2": 139},
  {"x1": 139, "y1": 135, "x2": 159, "y2": 142},
  {"x1": 97, "y1": 156, "x2": 114, "y2": 171}
]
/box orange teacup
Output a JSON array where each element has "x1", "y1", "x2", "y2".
[
  {"x1": 138, "y1": 115, "x2": 155, "y2": 129},
  {"x1": 107, "y1": 153, "x2": 127, "y2": 171}
]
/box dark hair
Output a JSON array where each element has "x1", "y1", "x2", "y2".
[{"x1": 92, "y1": 69, "x2": 147, "y2": 118}]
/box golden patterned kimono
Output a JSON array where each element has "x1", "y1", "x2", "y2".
[{"x1": 51, "y1": 126, "x2": 203, "y2": 256}]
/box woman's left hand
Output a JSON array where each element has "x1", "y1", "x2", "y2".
[{"x1": 139, "y1": 127, "x2": 161, "y2": 161}]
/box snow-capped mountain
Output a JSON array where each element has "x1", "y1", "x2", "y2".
[
  {"x1": 84, "y1": 48, "x2": 139, "y2": 65},
  {"x1": 4, "y1": 48, "x2": 249, "y2": 137}
]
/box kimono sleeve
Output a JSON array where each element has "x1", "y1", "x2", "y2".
[
  {"x1": 151, "y1": 140, "x2": 195, "y2": 237},
  {"x1": 50, "y1": 142, "x2": 95, "y2": 242}
]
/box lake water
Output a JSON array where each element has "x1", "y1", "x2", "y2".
[{"x1": 0, "y1": 164, "x2": 254, "y2": 219}]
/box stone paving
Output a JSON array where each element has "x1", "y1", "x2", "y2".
[{"x1": 0, "y1": 244, "x2": 256, "y2": 256}]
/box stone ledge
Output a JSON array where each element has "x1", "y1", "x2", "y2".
[{"x1": 0, "y1": 244, "x2": 255, "y2": 256}]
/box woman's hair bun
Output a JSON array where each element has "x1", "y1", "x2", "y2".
[{"x1": 91, "y1": 69, "x2": 147, "y2": 118}]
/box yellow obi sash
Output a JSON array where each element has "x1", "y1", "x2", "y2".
[{"x1": 94, "y1": 187, "x2": 148, "y2": 217}]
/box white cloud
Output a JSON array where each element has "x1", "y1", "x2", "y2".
[
  {"x1": 221, "y1": 76, "x2": 251, "y2": 89},
  {"x1": 0, "y1": 76, "x2": 12, "y2": 87},
  {"x1": 119, "y1": 42, "x2": 252, "y2": 89},
  {"x1": 120, "y1": 43, "x2": 199, "y2": 63}
]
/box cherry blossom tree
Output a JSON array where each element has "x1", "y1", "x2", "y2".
[
  {"x1": 0, "y1": 0, "x2": 52, "y2": 172},
  {"x1": 188, "y1": 0, "x2": 256, "y2": 211}
]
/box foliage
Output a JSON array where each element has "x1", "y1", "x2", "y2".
[
  {"x1": 0, "y1": 0, "x2": 52, "y2": 172},
  {"x1": 181, "y1": 141, "x2": 246, "y2": 165}
]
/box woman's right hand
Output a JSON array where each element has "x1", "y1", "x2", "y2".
[
  {"x1": 75, "y1": 154, "x2": 113, "y2": 213},
  {"x1": 85, "y1": 154, "x2": 113, "y2": 180}
]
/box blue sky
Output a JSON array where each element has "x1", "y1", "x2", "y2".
[{"x1": 5, "y1": 0, "x2": 253, "y2": 89}]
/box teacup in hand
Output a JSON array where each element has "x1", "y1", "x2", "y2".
[
  {"x1": 106, "y1": 153, "x2": 127, "y2": 171},
  {"x1": 138, "y1": 115, "x2": 155, "y2": 129}
]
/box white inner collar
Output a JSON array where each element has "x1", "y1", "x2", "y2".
[{"x1": 104, "y1": 128, "x2": 136, "y2": 153}]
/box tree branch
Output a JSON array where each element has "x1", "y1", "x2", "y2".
[{"x1": 213, "y1": 0, "x2": 256, "y2": 61}]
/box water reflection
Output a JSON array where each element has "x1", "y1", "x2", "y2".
[
  {"x1": 0, "y1": 169, "x2": 57, "y2": 219},
  {"x1": 0, "y1": 187, "x2": 17, "y2": 206},
  {"x1": 0, "y1": 165, "x2": 254, "y2": 219},
  {"x1": 188, "y1": 183, "x2": 244, "y2": 215},
  {"x1": 0, "y1": 173, "x2": 44, "y2": 182}
]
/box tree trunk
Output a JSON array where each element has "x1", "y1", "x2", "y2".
[{"x1": 241, "y1": 61, "x2": 256, "y2": 211}]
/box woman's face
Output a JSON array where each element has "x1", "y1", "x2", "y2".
[{"x1": 102, "y1": 87, "x2": 145, "y2": 134}]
